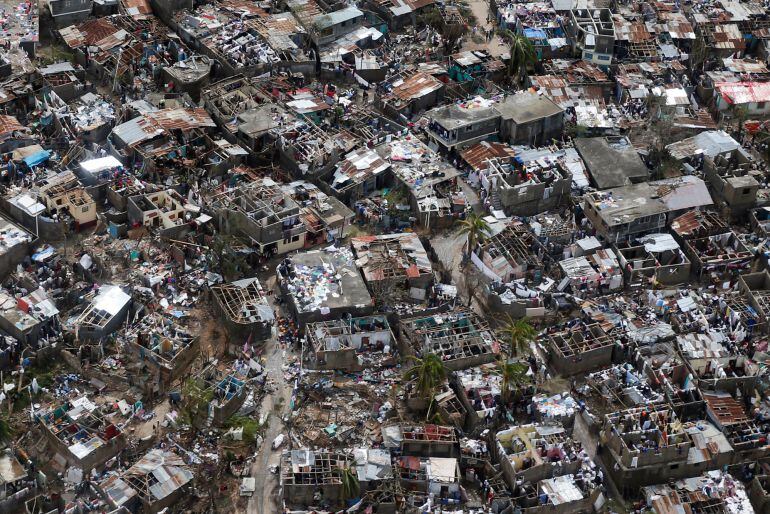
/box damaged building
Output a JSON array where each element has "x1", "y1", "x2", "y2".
[
  {"x1": 37, "y1": 396, "x2": 127, "y2": 473},
  {"x1": 400, "y1": 309, "x2": 498, "y2": 371},
  {"x1": 277, "y1": 247, "x2": 372, "y2": 326},
  {"x1": 211, "y1": 277, "x2": 275, "y2": 349},
  {"x1": 211, "y1": 177, "x2": 307, "y2": 258},
  {"x1": 583, "y1": 176, "x2": 714, "y2": 242},
  {"x1": 306, "y1": 314, "x2": 394, "y2": 372}
]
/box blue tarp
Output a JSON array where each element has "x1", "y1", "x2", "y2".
[
  {"x1": 32, "y1": 246, "x2": 55, "y2": 262},
  {"x1": 23, "y1": 150, "x2": 51, "y2": 167},
  {"x1": 523, "y1": 28, "x2": 547, "y2": 40}
]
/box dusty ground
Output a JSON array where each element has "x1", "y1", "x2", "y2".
[
  {"x1": 461, "y1": 0, "x2": 510, "y2": 57},
  {"x1": 132, "y1": 399, "x2": 172, "y2": 439},
  {"x1": 197, "y1": 304, "x2": 230, "y2": 360}
]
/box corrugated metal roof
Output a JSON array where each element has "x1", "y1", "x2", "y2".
[
  {"x1": 390, "y1": 72, "x2": 443, "y2": 101},
  {"x1": 460, "y1": 141, "x2": 517, "y2": 171},
  {"x1": 93, "y1": 28, "x2": 129, "y2": 51},
  {"x1": 39, "y1": 62, "x2": 76, "y2": 75},
  {"x1": 723, "y1": 58, "x2": 769, "y2": 74},
  {"x1": 666, "y1": 130, "x2": 741, "y2": 160},
  {"x1": 220, "y1": 0, "x2": 268, "y2": 16},
  {"x1": 658, "y1": 12, "x2": 695, "y2": 39},
  {"x1": 0, "y1": 114, "x2": 26, "y2": 141},
  {"x1": 149, "y1": 107, "x2": 216, "y2": 130},
  {"x1": 112, "y1": 116, "x2": 165, "y2": 147},
  {"x1": 670, "y1": 211, "x2": 727, "y2": 238},
  {"x1": 313, "y1": 6, "x2": 363, "y2": 30},
  {"x1": 100, "y1": 476, "x2": 138, "y2": 507},
  {"x1": 544, "y1": 59, "x2": 610, "y2": 83},
  {"x1": 703, "y1": 392, "x2": 749, "y2": 426},
  {"x1": 672, "y1": 108, "x2": 718, "y2": 130},
  {"x1": 259, "y1": 12, "x2": 304, "y2": 36},
  {"x1": 613, "y1": 16, "x2": 653, "y2": 42},
  {"x1": 0, "y1": 451, "x2": 26, "y2": 483},
  {"x1": 716, "y1": 81, "x2": 770, "y2": 105},
  {"x1": 417, "y1": 62, "x2": 448, "y2": 76},
  {"x1": 58, "y1": 25, "x2": 85, "y2": 47},
  {"x1": 333, "y1": 148, "x2": 390, "y2": 191},
  {"x1": 114, "y1": 108, "x2": 215, "y2": 147},
  {"x1": 711, "y1": 24, "x2": 745, "y2": 51},
  {"x1": 125, "y1": 449, "x2": 193, "y2": 501},
  {"x1": 659, "y1": 176, "x2": 713, "y2": 212},
  {"x1": 121, "y1": 0, "x2": 153, "y2": 18},
  {"x1": 451, "y1": 50, "x2": 483, "y2": 66},
  {"x1": 405, "y1": 0, "x2": 434, "y2": 9},
  {"x1": 286, "y1": 91, "x2": 330, "y2": 114},
  {"x1": 62, "y1": 18, "x2": 120, "y2": 48},
  {"x1": 351, "y1": 232, "x2": 432, "y2": 282}
]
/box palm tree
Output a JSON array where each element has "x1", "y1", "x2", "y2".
[
  {"x1": 733, "y1": 106, "x2": 748, "y2": 140},
  {"x1": 0, "y1": 415, "x2": 13, "y2": 445},
  {"x1": 498, "y1": 360, "x2": 530, "y2": 403},
  {"x1": 337, "y1": 465, "x2": 360, "y2": 502},
  {"x1": 427, "y1": 398, "x2": 447, "y2": 424},
  {"x1": 420, "y1": 7, "x2": 466, "y2": 52},
  {"x1": 755, "y1": 129, "x2": 770, "y2": 162},
  {"x1": 403, "y1": 353, "x2": 447, "y2": 398},
  {"x1": 457, "y1": 212, "x2": 491, "y2": 261},
  {"x1": 499, "y1": 315, "x2": 537, "y2": 357},
  {"x1": 503, "y1": 30, "x2": 537, "y2": 86}
]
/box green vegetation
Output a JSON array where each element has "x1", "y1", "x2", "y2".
[
  {"x1": 427, "y1": 398, "x2": 447, "y2": 424},
  {"x1": 207, "y1": 235, "x2": 249, "y2": 280},
  {"x1": 403, "y1": 353, "x2": 447, "y2": 398},
  {"x1": 181, "y1": 378, "x2": 214, "y2": 428},
  {"x1": 384, "y1": 187, "x2": 408, "y2": 210},
  {"x1": 0, "y1": 415, "x2": 13, "y2": 445},
  {"x1": 501, "y1": 30, "x2": 537, "y2": 86},
  {"x1": 498, "y1": 360, "x2": 530, "y2": 403},
  {"x1": 457, "y1": 212, "x2": 491, "y2": 260},
  {"x1": 499, "y1": 316, "x2": 537, "y2": 357},
  {"x1": 337, "y1": 465, "x2": 360, "y2": 501},
  {"x1": 225, "y1": 415, "x2": 265, "y2": 444}
]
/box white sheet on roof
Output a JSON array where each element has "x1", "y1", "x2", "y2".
[
  {"x1": 93, "y1": 286, "x2": 130, "y2": 316},
  {"x1": 81, "y1": 156, "x2": 123, "y2": 174}
]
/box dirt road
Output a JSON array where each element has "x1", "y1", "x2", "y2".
[
  {"x1": 461, "y1": 0, "x2": 509, "y2": 57},
  {"x1": 246, "y1": 277, "x2": 296, "y2": 514}
]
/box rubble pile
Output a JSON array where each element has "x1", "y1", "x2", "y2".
[{"x1": 4, "y1": 0, "x2": 770, "y2": 512}]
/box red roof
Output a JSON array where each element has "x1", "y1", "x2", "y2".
[
  {"x1": 716, "y1": 82, "x2": 770, "y2": 105},
  {"x1": 78, "y1": 18, "x2": 120, "y2": 46},
  {"x1": 460, "y1": 141, "x2": 517, "y2": 171},
  {"x1": 0, "y1": 115, "x2": 26, "y2": 141},
  {"x1": 351, "y1": 235, "x2": 378, "y2": 243}
]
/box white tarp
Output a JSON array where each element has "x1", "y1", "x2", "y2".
[
  {"x1": 93, "y1": 286, "x2": 131, "y2": 316},
  {"x1": 639, "y1": 233, "x2": 680, "y2": 253},
  {"x1": 80, "y1": 156, "x2": 123, "y2": 174}
]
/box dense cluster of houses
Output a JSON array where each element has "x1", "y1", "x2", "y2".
[{"x1": 2, "y1": 0, "x2": 770, "y2": 512}]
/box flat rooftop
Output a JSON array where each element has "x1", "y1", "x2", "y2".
[
  {"x1": 586, "y1": 176, "x2": 713, "y2": 227},
  {"x1": 574, "y1": 137, "x2": 648, "y2": 189},
  {"x1": 0, "y1": 214, "x2": 33, "y2": 256},
  {"x1": 428, "y1": 100, "x2": 500, "y2": 130},
  {"x1": 280, "y1": 248, "x2": 372, "y2": 313},
  {"x1": 494, "y1": 92, "x2": 563, "y2": 124}
]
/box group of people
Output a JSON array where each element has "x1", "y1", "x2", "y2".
[{"x1": 472, "y1": 25, "x2": 497, "y2": 43}]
